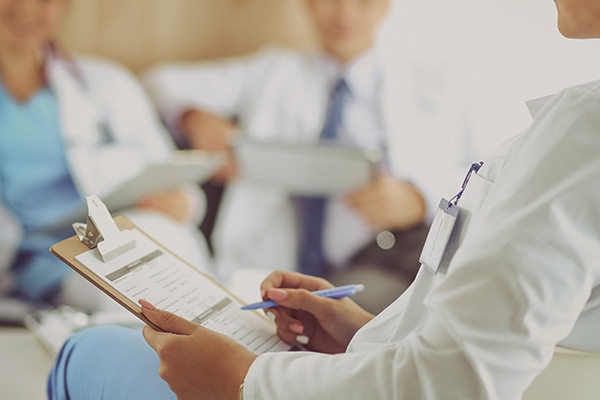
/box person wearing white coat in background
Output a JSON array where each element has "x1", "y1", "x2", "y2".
[
  {"x1": 142, "y1": 0, "x2": 472, "y2": 309},
  {"x1": 47, "y1": 0, "x2": 600, "y2": 399},
  {"x1": 0, "y1": 0, "x2": 209, "y2": 313}
]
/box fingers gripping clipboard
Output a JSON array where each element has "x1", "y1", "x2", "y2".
[{"x1": 50, "y1": 195, "x2": 293, "y2": 354}]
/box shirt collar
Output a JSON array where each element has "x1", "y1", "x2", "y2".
[{"x1": 320, "y1": 48, "x2": 381, "y2": 100}]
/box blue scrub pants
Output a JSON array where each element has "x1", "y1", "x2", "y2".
[{"x1": 47, "y1": 326, "x2": 176, "y2": 399}]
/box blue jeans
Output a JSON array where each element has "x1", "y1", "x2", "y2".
[{"x1": 47, "y1": 325, "x2": 176, "y2": 399}]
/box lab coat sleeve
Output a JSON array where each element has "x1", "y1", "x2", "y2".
[
  {"x1": 243, "y1": 85, "x2": 600, "y2": 399},
  {"x1": 0, "y1": 204, "x2": 21, "y2": 292},
  {"x1": 80, "y1": 57, "x2": 176, "y2": 159},
  {"x1": 80, "y1": 57, "x2": 205, "y2": 223},
  {"x1": 245, "y1": 320, "x2": 481, "y2": 400},
  {"x1": 141, "y1": 53, "x2": 256, "y2": 141}
]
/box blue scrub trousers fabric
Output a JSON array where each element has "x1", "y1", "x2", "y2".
[{"x1": 47, "y1": 325, "x2": 176, "y2": 400}]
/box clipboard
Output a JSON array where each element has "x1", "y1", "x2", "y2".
[
  {"x1": 51, "y1": 215, "x2": 167, "y2": 331},
  {"x1": 234, "y1": 138, "x2": 382, "y2": 195},
  {"x1": 40, "y1": 150, "x2": 224, "y2": 233},
  {"x1": 101, "y1": 150, "x2": 224, "y2": 212},
  {"x1": 50, "y1": 196, "x2": 294, "y2": 354}
]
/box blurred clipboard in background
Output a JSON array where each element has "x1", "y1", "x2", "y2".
[
  {"x1": 46, "y1": 150, "x2": 224, "y2": 231},
  {"x1": 101, "y1": 150, "x2": 223, "y2": 211},
  {"x1": 49, "y1": 195, "x2": 293, "y2": 355},
  {"x1": 234, "y1": 139, "x2": 383, "y2": 195}
]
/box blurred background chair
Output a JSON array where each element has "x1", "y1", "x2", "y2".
[
  {"x1": 58, "y1": 0, "x2": 316, "y2": 74},
  {"x1": 0, "y1": 296, "x2": 42, "y2": 326},
  {"x1": 523, "y1": 346, "x2": 600, "y2": 400}
]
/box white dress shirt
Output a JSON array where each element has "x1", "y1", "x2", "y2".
[{"x1": 320, "y1": 50, "x2": 388, "y2": 266}]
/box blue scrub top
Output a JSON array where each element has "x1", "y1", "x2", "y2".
[{"x1": 0, "y1": 81, "x2": 83, "y2": 301}]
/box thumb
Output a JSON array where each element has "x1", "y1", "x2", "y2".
[
  {"x1": 266, "y1": 288, "x2": 330, "y2": 316},
  {"x1": 139, "y1": 299, "x2": 197, "y2": 335}
]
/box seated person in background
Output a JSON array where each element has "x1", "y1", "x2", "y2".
[
  {"x1": 0, "y1": 0, "x2": 209, "y2": 313},
  {"x1": 143, "y1": 0, "x2": 471, "y2": 312},
  {"x1": 48, "y1": 0, "x2": 600, "y2": 398}
]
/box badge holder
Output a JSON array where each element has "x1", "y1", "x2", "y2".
[
  {"x1": 73, "y1": 195, "x2": 136, "y2": 262},
  {"x1": 419, "y1": 162, "x2": 483, "y2": 275},
  {"x1": 419, "y1": 199, "x2": 460, "y2": 275}
]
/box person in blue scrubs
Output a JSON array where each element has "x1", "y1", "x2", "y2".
[
  {"x1": 0, "y1": 0, "x2": 200, "y2": 310},
  {"x1": 0, "y1": 76, "x2": 84, "y2": 302}
]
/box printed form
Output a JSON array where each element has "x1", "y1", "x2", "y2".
[{"x1": 75, "y1": 230, "x2": 292, "y2": 354}]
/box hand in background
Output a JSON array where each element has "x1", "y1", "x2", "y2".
[
  {"x1": 345, "y1": 173, "x2": 426, "y2": 231},
  {"x1": 140, "y1": 299, "x2": 257, "y2": 400},
  {"x1": 180, "y1": 109, "x2": 238, "y2": 184},
  {"x1": 260, "y1": 271, "x2": 374, "y2": 354},
  {"x1": 136, "y1": 188, "x2": 190, "y2": 222}
]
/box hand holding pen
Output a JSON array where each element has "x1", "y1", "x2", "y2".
[
  {"x1": 255, "y1": 271, "x2": 375, "y2": 353},
  {"x1": 241, "y1": 284, "x2": 365, "y2": 310}
]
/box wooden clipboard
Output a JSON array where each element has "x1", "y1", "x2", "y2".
[{"x1": 50, "y1": 215, "x2": 253, "y2": 332}]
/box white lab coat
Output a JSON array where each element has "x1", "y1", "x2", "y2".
[
  {"x1": 143, "y1": 46, "x2": 471, "y2": 278},
  {"x1": 0, "y1": 54, "x2": 209, "y2": 293},
  {"x1": 242, "y1": 80, "x2": 600, "y2": 399}
]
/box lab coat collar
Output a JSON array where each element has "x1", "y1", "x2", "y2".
[
  {"x1": 45, "y1": 51, "x2": 106, "y2": 195},
  {"x1": 526, "y1": 94, "x2": 554, "y2": 118},
  {"x1": 45, "y1": 51, "x2": 102, "y2": 148},
  {"x1": 43, "y1": 42, "x2": 85, "y2": 87},
  {"x1": 527, "y1": 79, "x2": 600, "y2": 118},
  {"x1": 320, "y1": 48, "x2": 382, "y2": 100}
]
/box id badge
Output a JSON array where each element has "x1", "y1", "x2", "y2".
[{"x1": 419, "y1": 198, "x2": 460, "y2": 275}]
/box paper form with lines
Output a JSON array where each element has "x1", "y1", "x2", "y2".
[{"x1": 75, "y1": 229, "x2": 292, "y2": 354}]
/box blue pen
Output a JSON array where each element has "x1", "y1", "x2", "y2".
[{"x1": 241, "y1": 284, "x2": 365, "y2": 310}]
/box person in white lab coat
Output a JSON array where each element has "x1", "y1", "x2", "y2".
[
  {"x1": 0, "y1": 0, "x2": 209, "y2": 312},
  {"x1": 47, "y1": 0, "x2": 600, "y2": 398},
  {"x1": 143, "y1": 0, "x2": 471, "y2": 303}
]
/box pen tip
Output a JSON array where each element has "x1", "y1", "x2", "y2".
[{"x1": 355, "y1": 284, "x2": 365, "y2": 293}]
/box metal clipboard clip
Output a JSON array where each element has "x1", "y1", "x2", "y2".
[{"x1": 73, "y1": 195, "x2": 136, "y2": 262}]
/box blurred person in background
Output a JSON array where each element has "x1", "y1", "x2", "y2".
[
  {"x1": 0, "y1": 0, "x2": 209, "y2": 313},
  {"x1": 144, "y1": 0, "x2": 471, "y2": 312}
]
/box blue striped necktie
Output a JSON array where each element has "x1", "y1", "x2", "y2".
[{"x1": 297, "y1": 78, "x2": 349, "y2": 276}]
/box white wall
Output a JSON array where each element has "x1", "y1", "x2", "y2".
[{"x1": 378, "y1": 0, "x2": 600, "y2": 157}]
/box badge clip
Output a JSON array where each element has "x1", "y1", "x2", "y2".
[{"x1": 448, "y1": 161, "x2": 484, "y2": 207}]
